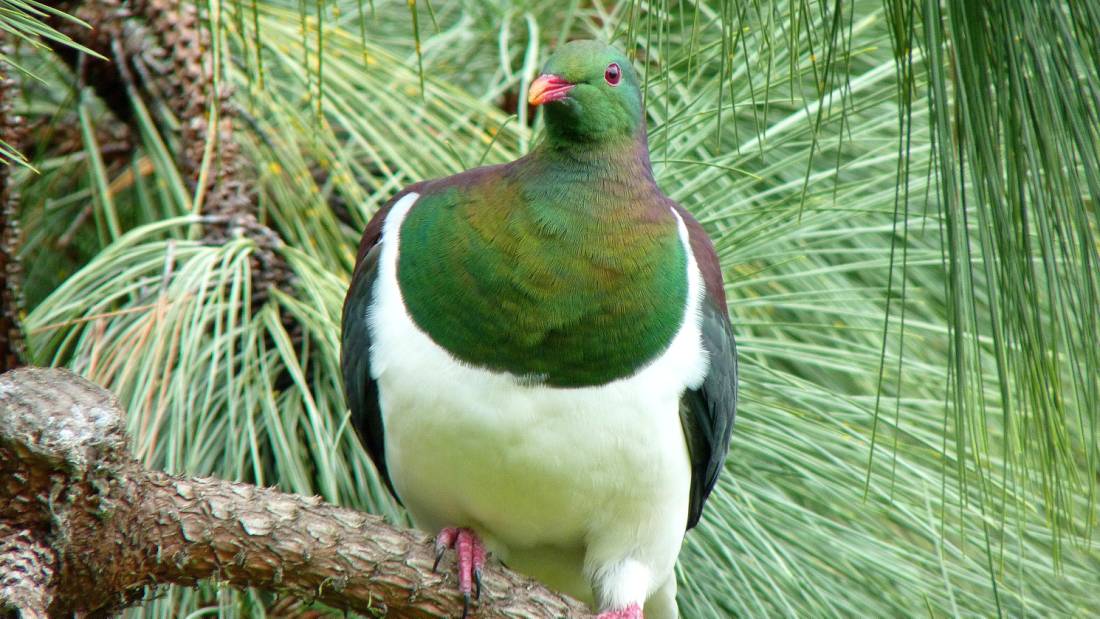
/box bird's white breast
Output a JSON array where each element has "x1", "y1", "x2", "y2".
[{"x1": 366, "y1": 192, "x2": 708, "y2": 606}]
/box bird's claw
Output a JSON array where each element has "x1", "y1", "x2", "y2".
[
  {"x1": 432, "y1": 527, "x2": 487, "y2": 616},
  {"x1": 433, "y1": 527, "x2": 459, "y2": 572},
  {"x1": 433, "y1": 549, "x2": 445, "y2": 573}
]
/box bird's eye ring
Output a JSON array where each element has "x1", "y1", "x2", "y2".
[{"x1": 604, "y1": 63, "x2": 621, "y2": 86}]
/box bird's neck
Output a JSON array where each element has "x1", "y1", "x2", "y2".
[
  {"x1": 511, "y1": 129, "x2": 662, "y2": 228},
  {"x1": 531, "y1": 128, "x2": 656, "y2": 191}
]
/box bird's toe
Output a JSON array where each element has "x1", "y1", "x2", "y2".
[
  {"x1": 433, "y1": 526, "x2": 460, "y2": 572},
  {"x1": 432, "y1": 527, "x2": 488, "y2": 613},
  {"x1": 596, "y1": 603, "x2": 644, "y2": 619}
]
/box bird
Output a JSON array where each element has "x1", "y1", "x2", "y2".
[{"x1": 341, "y1": 39, "x2": 736, "y2": 619}]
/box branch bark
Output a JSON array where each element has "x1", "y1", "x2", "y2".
[
  {"x1": 0, "y1": 367, "x2": 591, "y2": 618},
  {"x1": 0, "y1": 53, "x2": 25, "y2": 373}
]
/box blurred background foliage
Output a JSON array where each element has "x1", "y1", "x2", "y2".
[{"x1": 2, "y1": 0, "x2": 1098, "y2": 616}]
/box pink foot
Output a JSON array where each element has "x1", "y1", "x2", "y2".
[
  {"x1": 597, "y1": 603, "x2": 644, "y2": 619},
  {"x1": 433, "y1": 527, "x2": 487, "y2": 617}
]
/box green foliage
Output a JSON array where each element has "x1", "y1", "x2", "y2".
[
  {"x1": 0, "y1": 0, "x2": 105, "y2": 168},
  {"x1": 11, "y1": 0, "x2": 1100, "y2": 616}
]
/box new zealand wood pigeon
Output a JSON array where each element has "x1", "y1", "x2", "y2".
[{"x1": 341, "y1": 40, "x2": 737, "y2": 619}]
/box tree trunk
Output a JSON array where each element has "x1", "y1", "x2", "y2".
[{"x1": 0, "y1": 367, "x2": 591, "y2": 618}]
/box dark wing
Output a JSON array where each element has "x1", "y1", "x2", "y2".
[
  {"x1": 340, "y1": 189, "x2": 418, "y2": 502},
  {"x1": 674, "y1": 203, "x2": 738, "y2": 530}
]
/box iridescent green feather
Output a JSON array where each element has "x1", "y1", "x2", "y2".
[{"x1": 396, "y1": 151, "x2": 687, "y2": 386}]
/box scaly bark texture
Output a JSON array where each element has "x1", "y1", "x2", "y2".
[
  {"x1": 0, "y1": 367, "x2": 591, "y2": 618},
  {"x1": 0, "y1": 53, "x2": 25, "y2": 372}
]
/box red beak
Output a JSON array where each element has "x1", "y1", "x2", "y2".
[{"x1": 528, "y1": 74, "x2": 574, "y2": 106}]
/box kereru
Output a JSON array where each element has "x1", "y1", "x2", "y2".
[{"x1": 341, "y1": 40, "x2": 737, "y2": 619}]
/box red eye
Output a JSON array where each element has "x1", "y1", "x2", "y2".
[{"x1": 604, "y1": 63, "x2": 621, "y2": 86}]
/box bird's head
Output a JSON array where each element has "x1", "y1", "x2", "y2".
[{"x1": 528, "y1": 40, "x2": 643, "y2": 145}]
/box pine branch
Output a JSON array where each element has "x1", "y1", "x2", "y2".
[
  {"x1": 46, "y1": 0, "x2": 291, "y2": 305},
  {"x1": 0, "y1": 367, "x2": 591, "y2": 618},
  {"x1": 0, "y1": 55, "x2": 25, "y2": 372}
]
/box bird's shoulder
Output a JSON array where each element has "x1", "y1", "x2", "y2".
[
  {"x1": 354, "y1": 162, "x2": 516, "y2": 265},
  {"x1": 664, "y1": 199, "x2": 726, "y2": 310}
]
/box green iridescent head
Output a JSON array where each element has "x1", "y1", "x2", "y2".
[{"x1": 528, "y1": 40, "x2": 643, "y2": 144}]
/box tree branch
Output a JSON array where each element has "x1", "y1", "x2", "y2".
[
  {"x1": 47, "y1": 0, "x2": 292, "y2": 305},
  {"x1": 0, "y1": 50, "x2": 26, "y2": 373},
  {"x1": 0, "y1": 367, "x2": 591, "y2": 618}
]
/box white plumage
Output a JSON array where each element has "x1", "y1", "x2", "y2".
[{"x1": 366, "y1": 192, "x2": 709, "y2": 616}]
